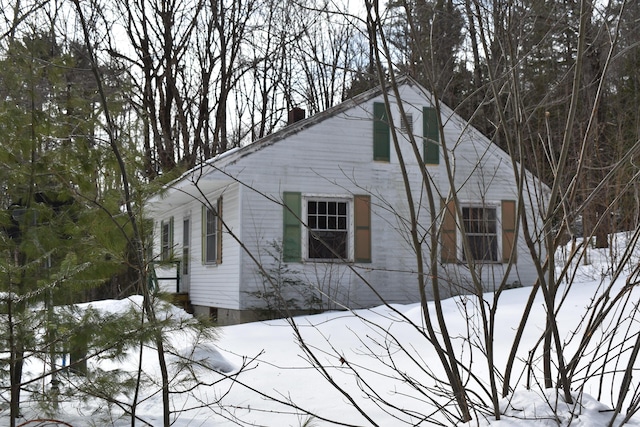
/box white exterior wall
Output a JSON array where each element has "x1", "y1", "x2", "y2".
[
  {"x1": 148, "y1": 80, "x2": 547, "y2": 314},
  {"x1": 218, "y1": 84, "x2": 545, "y2": 310},
  {"x1": 149, "y1": 182, "x2": 242, "y2": 310},
  {"x1": 438, "y1": 107, "x2": 543, "y2": 294}
]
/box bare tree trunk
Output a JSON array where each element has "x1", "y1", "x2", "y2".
[{"x1": 73, "y1": 2, "x2": 172, "y2": 424}]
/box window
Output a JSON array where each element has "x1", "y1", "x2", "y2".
[
  {"x1": 160, "y1": 217, "x2": 173, "y2": 261},
  {"x1": 307, "y1": 200, "x2": 349, "y2": 259},
  {"x1": 441, "y1": 200, "x2": 516, "y2": 264},
  {"x1": 462, "y1": 207, "x2": 498, "y2": 262},
  {"x1": 202, "y1": 198, "x2": 223, "y2": 265},
  {"x1": 204, "y1": 207, "x2": 217, "y2": 263},
  {"x1": 400, "y1": 113, "x2": 413, "y2": 133},
  {"x1": 282, "y1": 193, "x2": 371, "y2": 263}
]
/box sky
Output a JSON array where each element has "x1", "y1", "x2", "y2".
[{"x1": 4, "y1": 235, "x2": 640, "y2": 426}]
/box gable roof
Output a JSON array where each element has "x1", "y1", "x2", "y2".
[
  {"x1": 149, "y1": 76, "x2": 546, "y2": 206},
  {"x1": 203, "y1": 80, "x2": 392, "y2": 167},
  {"x1": 156, "y1": 77, "x2": 428, "y2": 190},
  {"x1": 147, "y1": 79, "x2": 392, "y2": 202}
]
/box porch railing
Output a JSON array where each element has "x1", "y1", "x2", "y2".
[{"x1": 148, "y1": 261, "x2": 181, "y2": 293}]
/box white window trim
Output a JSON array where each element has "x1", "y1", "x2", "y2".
[
  {"x1": 458, "y1": 201, "x2": 502, "y2": 263},
  {"x1": 160, "y1": 217, "x2": 173, "y2": 261},
  {"x1": 302, "y1": 195, "x2": 354, "y2": 262}
]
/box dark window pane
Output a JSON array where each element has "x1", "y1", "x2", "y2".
[
  {"x1": 206, "y1": 235, "x2": 216, "y2": 262},
  {"x1": 319, "y1": 216, "x2": 327, "y2": 229},
  {"x1": 462, "y1": 207, "x2": 498, "y2": 261},
  {"x1": 328, "y1": 216, "x2": 337, "y2": 229},
  {"x1": 207, "y1": 209, "x2": 216, "y2": 234},
  {"x1": 338, "y1": 216, "x2": 346, "y2": 229},
  {"x1": 307, "y1": 199, "x2": 350, "y2": 260},
  {"x1": 309, "y1": 230, "x2": 347, "y2": 259},
  {"x1": 205, "y1": 208, "x2": 217, "y2": 263}
]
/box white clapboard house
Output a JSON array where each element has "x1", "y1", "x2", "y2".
[{"x1": 146, "y1": 78, "x2": 547, "y2": 325}]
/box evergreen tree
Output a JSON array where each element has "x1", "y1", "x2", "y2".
[{"x1": 0, "y1": 31, "x2": 135, "y2": 425}]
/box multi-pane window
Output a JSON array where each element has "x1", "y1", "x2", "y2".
[
  {"x1": 462, "y1": 207, "x2": 498, "y2": 261},
  {"x1": 204, "y1": 207, "x2": 217, "y2": 264},
  {"x1": 307, "y1": 200, "x2": 348, "y2": 259}
]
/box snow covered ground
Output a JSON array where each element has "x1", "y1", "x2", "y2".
[{"x1": 4, "y1": 236, "x2": 640, "y2": 426}]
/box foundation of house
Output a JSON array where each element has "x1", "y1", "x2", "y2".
[
  {"x1": 191, "y1": 305, "x2": 262, "y2": 325},
  {"x1": 190, "y1": 304, "x2": 324, "y2": 325}
]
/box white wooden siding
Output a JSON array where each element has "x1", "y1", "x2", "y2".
[
  {"x1": 148, "y1": 182, "x2": 242, "y2": 309},
  {"x1": 149, "y1": 81, "x2": 546, "y2": 311}
]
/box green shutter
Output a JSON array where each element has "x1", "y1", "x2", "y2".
[
  {"x1": 373, "y1": 102, "x2": 390, "y2": 162},
  {"x1": 283, "y1": 192, "x2": 302, "y2": 262},
  {"x1": 423, "y1": 107, "x2": 440, "y2": 165},
  {"x1": 354, "y1": 195, "x2": 371, "y2": 263},
  {"x1": 502, "y1": 200, "x2": 517, "y2": 263}
]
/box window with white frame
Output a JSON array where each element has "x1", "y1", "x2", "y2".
[
  {"x1": 306, "y1": 199, "x2": 349, "y2": 260},
  {"x1": 204, "y1": 207, "x2": 217, "y2": 264},
  {"x1": 462, "y1": 206, "x2": 498, "y2": 262},
  {"x1": 160, "y1": 218, "x2": 173, "y2": 261},
  {"x1": 202, "y1": 198, "x2": 223, "y2": 265}
]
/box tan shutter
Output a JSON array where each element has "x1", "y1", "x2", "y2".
[
  {"x1": 502, "y1": 200, "x2": 516, "y2": 263},
  {"x1": 441, "y1": 199, "x2": 457, "y2": 263},
  {"x1": 216, "y1": 197, "x2": 223, "y2": 264},
  {"x1": 283, "y1": 192, "x2": 302, "y2": 262},
  {"x1": 354, "y1": 195, "x2": 371, "y2": 263}
]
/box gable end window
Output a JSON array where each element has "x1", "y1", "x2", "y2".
[
  {"x1": 282, "y1": 193, "x2": 371, "y2": 263},
  {"x1": 202, "y1": 198, "x2": 223, "y2": 265},
  {"x1": 400, "y1": 113, "x2": 413, "y2": 133},
  {"x1": 160, "y1": 217, "x2": 174, "y2": 261}
]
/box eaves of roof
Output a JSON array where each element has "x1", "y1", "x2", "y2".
[{"x1": 160, "y1": 77, "x2": 422, "y2": 192}]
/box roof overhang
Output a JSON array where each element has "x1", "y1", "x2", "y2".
[{"x1": 146, "y1": 171, "x2": 233, "y2": 212}]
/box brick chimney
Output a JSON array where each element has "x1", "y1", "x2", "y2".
[{"x1": 287, "y1": 107, "x2": 306, "y2": 125}]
